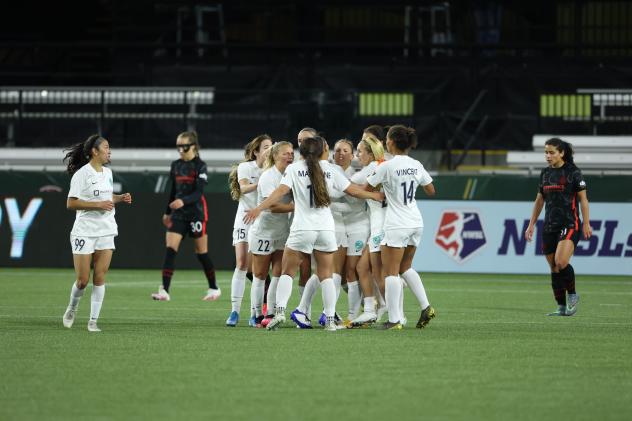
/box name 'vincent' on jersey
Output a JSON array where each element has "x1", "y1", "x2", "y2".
[{"x1": 366, "y1": 155, "x2": 432, "y2": 230}]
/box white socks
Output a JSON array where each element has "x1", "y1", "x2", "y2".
[
  {"x1": 320, "y1": 278, "x2": 336, "y2": 317},
  {"x1": 275, "y1": 274, "x2": 294, "y2": 312},
  {"x1": 230, "y1": 269, "x2": 247, "y2": 313},
  {"x1": 401, "y1": 268, "x2": 430, "y2": 309},
  {"x1": 363, "y1": 296, "x2": 376, "y2": 315},
  {"x1": 68, "y1": 282, "x2": 85, "y2": 309},
  {"x1": 298, "y1": 274, "x2": 319, "y2": 317},
  {"x1": 332, "y1": 273, "x2": 342, "y2": 301},
  {"x1": 267, "y1": 276, "x2": 279, "y2": 316},
  {"x1": 347, "y1": 280, "x2": 362, "y2": 320},
  {"x1": 90, "y1": 285, "x2": 105, "y2": 321},
  {"x1": 385, "y1": 276, "x2": 402, "y2": 323},
  {"x1": 251, "y1": 276, "x2": 266, "y2": 317}
]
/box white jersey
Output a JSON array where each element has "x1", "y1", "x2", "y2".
[
  {"x1": 329, "y1": 165, "x2": 354, "y2": 233},
  {"x1": 343, "y1": 167, "x2": 371, "y2": 234},
  {"x1": 355, "y1": 161, "x2": 385, "y2": 234},
  {"x1": 233, "y1": 160, "x2": 263, "y2": 229},
  {"x1": 366, "y1": 155, "x2": 433, "y2": 230},
  {"x1": 281, "y1": 160, "x2": 350, "y2": 231},
  {"x1": 251, "y1": 165, "x2": 291, "y2": 239},
  {"x1": 68, "y1": 163, "x2": 117, "y2": 237}
]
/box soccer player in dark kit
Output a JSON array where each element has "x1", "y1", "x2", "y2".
[
  {"x1": 525, "y1": 138, "x2": 592, "y2": 316},
  {"x1": 151, "y1": 131, "x2": 221, "y2": 302}
]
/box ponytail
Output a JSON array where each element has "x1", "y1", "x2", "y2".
[
  {"x1": 63, "y1": 134, "x2": 105, "y2": 175},
  {"x1": 300, "y1": 136, "x2": 330, "y2": 208},
  {"x1": 545, "y1": 137, "x2": 575, "y2": 165}
]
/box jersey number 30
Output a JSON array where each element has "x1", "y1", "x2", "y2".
[{"x1": 401, "y1": 181, "x2": 414, "y2": 205}]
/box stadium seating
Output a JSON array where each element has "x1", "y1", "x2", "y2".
[{"x1": 507, "y1": 135, "x2": 632, "y2": 170}]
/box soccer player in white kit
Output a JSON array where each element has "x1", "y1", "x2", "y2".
[
  {"x1": 366, "y1": 125, "x2": 436, "y2": 330},
  {"x1": 226, "y1": 134, "x2": 273, "y2": 326},
  {"x1": 244, "y1": 136, "x2": 384, "y2": 331},
  {"x1": 61, "y1": 135, "x2": 132, "y2": 332},
  {"x1": 248, "y1": 141, "x2": 294, "y2": 327}
]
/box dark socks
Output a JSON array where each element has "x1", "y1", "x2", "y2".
[
  {"x1": 551, "y1": 272, "x2": 566, "y2": 306},
  {"x1": 162, "y1": 247, "x2": 177, "y2": 292},
  {"x1": 559, "y1": 264, "x2": 576, "y2": 294},
  {"x1": 196, "y1": 253, "x2": 218, "y2": 289}
]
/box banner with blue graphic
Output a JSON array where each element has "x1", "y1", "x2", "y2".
[{"x1": 413, "y1": 201, "x2": 632, "y2": 275}]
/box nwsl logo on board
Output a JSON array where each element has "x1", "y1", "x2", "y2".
[{"x1": 435, "y1": 210, "x2": 487, "y2": 263}]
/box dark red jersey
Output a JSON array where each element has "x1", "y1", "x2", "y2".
[
  {"x1": 165, "y1": 156, "x2": 208, "y2": 221},
  {"x1": 538, "y1": 162, "x2": 586, "y2": 233}
]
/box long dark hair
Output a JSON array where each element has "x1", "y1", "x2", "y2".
[
  {"x1": 300, "y1": 136, "x2": 330, "y2": 208},
  {"x1": 545, "y1": 137, "x2": 575, "y2": 165},
  {"x1": 63, "y1": 134, "x2": 106, "y2": 175}
]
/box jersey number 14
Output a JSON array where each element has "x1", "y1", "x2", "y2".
[{"x1": 401, "y1": 181, "x2": 414, "y2": 205}]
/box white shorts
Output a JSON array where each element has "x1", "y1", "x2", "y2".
[
  {"x1": 248, "y1": 232, "x2": 288, "y2": 256},
  {"x1": 368, "y1": 230, "x2": 385, "y2": 253},
  {"x1": 286, "y1": 230, "x2": 337, "y2": 254},
  {"x1": 381, "y1": 227, "x2": 424, "y2": 248},
  {"x1": 335, "y1": 227, "x2": 347, "y2": 248},
  {"x1": 70, "y1": 234, "x2": 115, "y2": 255},
  {"x1": 232, "y1": 225, "x2": 251, "y2": 245},
  {"x1": 346, "y1": 229, "x2": 369, "y2": 256}
]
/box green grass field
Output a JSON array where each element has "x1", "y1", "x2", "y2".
[{"x1": 1, "y1": 268, "x2": 631, "y2": 421}]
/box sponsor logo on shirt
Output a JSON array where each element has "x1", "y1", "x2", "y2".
[{"x1": 435, "y1": 210, "x2": 486, "y2": 263}]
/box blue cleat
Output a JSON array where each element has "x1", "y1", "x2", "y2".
[
  {"x1": 290, "y1": 308, "x2": 313, "y2": 329},
  {"x1": 248, "y1": 316, "x2": 257, "y2": 327},
  {"x1": 318, "y1": 312, "x2": 326, "y2": 326},
  {"x1": 226, "y1": 311, "x2": 239, "y2": 327}
]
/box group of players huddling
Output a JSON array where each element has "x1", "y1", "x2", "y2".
[{"x1": 60, "y1": 126, "x2": 590, "y2": 332}]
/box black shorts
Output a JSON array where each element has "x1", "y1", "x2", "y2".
[
  {"x1": 168, "y1": 218, "x2": 207, "y2": 238},
  {"x1": 541, "y1": 228, "x2": 581, "y2": 255}
]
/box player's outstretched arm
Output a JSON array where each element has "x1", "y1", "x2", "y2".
[
  {"x1": 244, "y1": 184, "x2": 291, "y2": 223},
  {"x1": 344, "y1": 184, "x2": 384, "y2": 202},
  {"x1": 67, "y1": 197, "x2": 113, "y2": 211},
  {"x1": 113, "y1": 193, "x2": 132, "y2": 204}
]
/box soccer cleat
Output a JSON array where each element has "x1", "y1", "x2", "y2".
[
  {"x1": 254, "y1": 315, "x2": 265, "y2": 328},
  {"x1": 151, "y1": 286, "x2": 170, "y2": 301},
  {"x1": 350, "y1": 311, "x2": 378, "y2": 328},
  {"x1": 261, "y1": 314, "x2": 274, "y2": 328},
  {"x1": 87, "y1": 320, "x2": 101, "y2": 332},
  {"x1": 248, "y1": 316, "x2": 257, "y2": 327},
  {"x1": 290, "y1": 308, "x2": 313, "y2": 329},
  {"x1": 416, "y1": 306, "x2": 436, "y2": 329},
  {"x1": 202, "y1": 287, "x2": 221, "y2": 301},
  {"x1": 567, "y1": 293, "x2": 580, "y2": 315},
  {"x1": 226, "y1": 311, "x2": 240, "y2": 327},
  {"x1": 266, "y1": 313, "x2": 286, "y2": 331},
  {"x1": 377, "y1": 321, "x2": 403, "y2": 330},
  {"x1": 318, "y1": 312, "x2": 326, "y2": 326},
  {"x1": 62, "y1": 307, "x2": 76, "y2": 328},
  {"x1": 323, "y1": 316, "x2": 337, "y2": 332},
  {"x1": 547, "y1": 305, "x2": 568, "y2": 316}
]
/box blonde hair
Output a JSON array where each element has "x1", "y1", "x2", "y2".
[
  {"x1": 360, "y1": 135, "x2": 385, "y2": 162},
  {"x1": 229, "y1": 134, "x2": 272, "y2": 201},
  {"x1": 264, "y1": 141, "x2": 293, "y2": 169}
]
